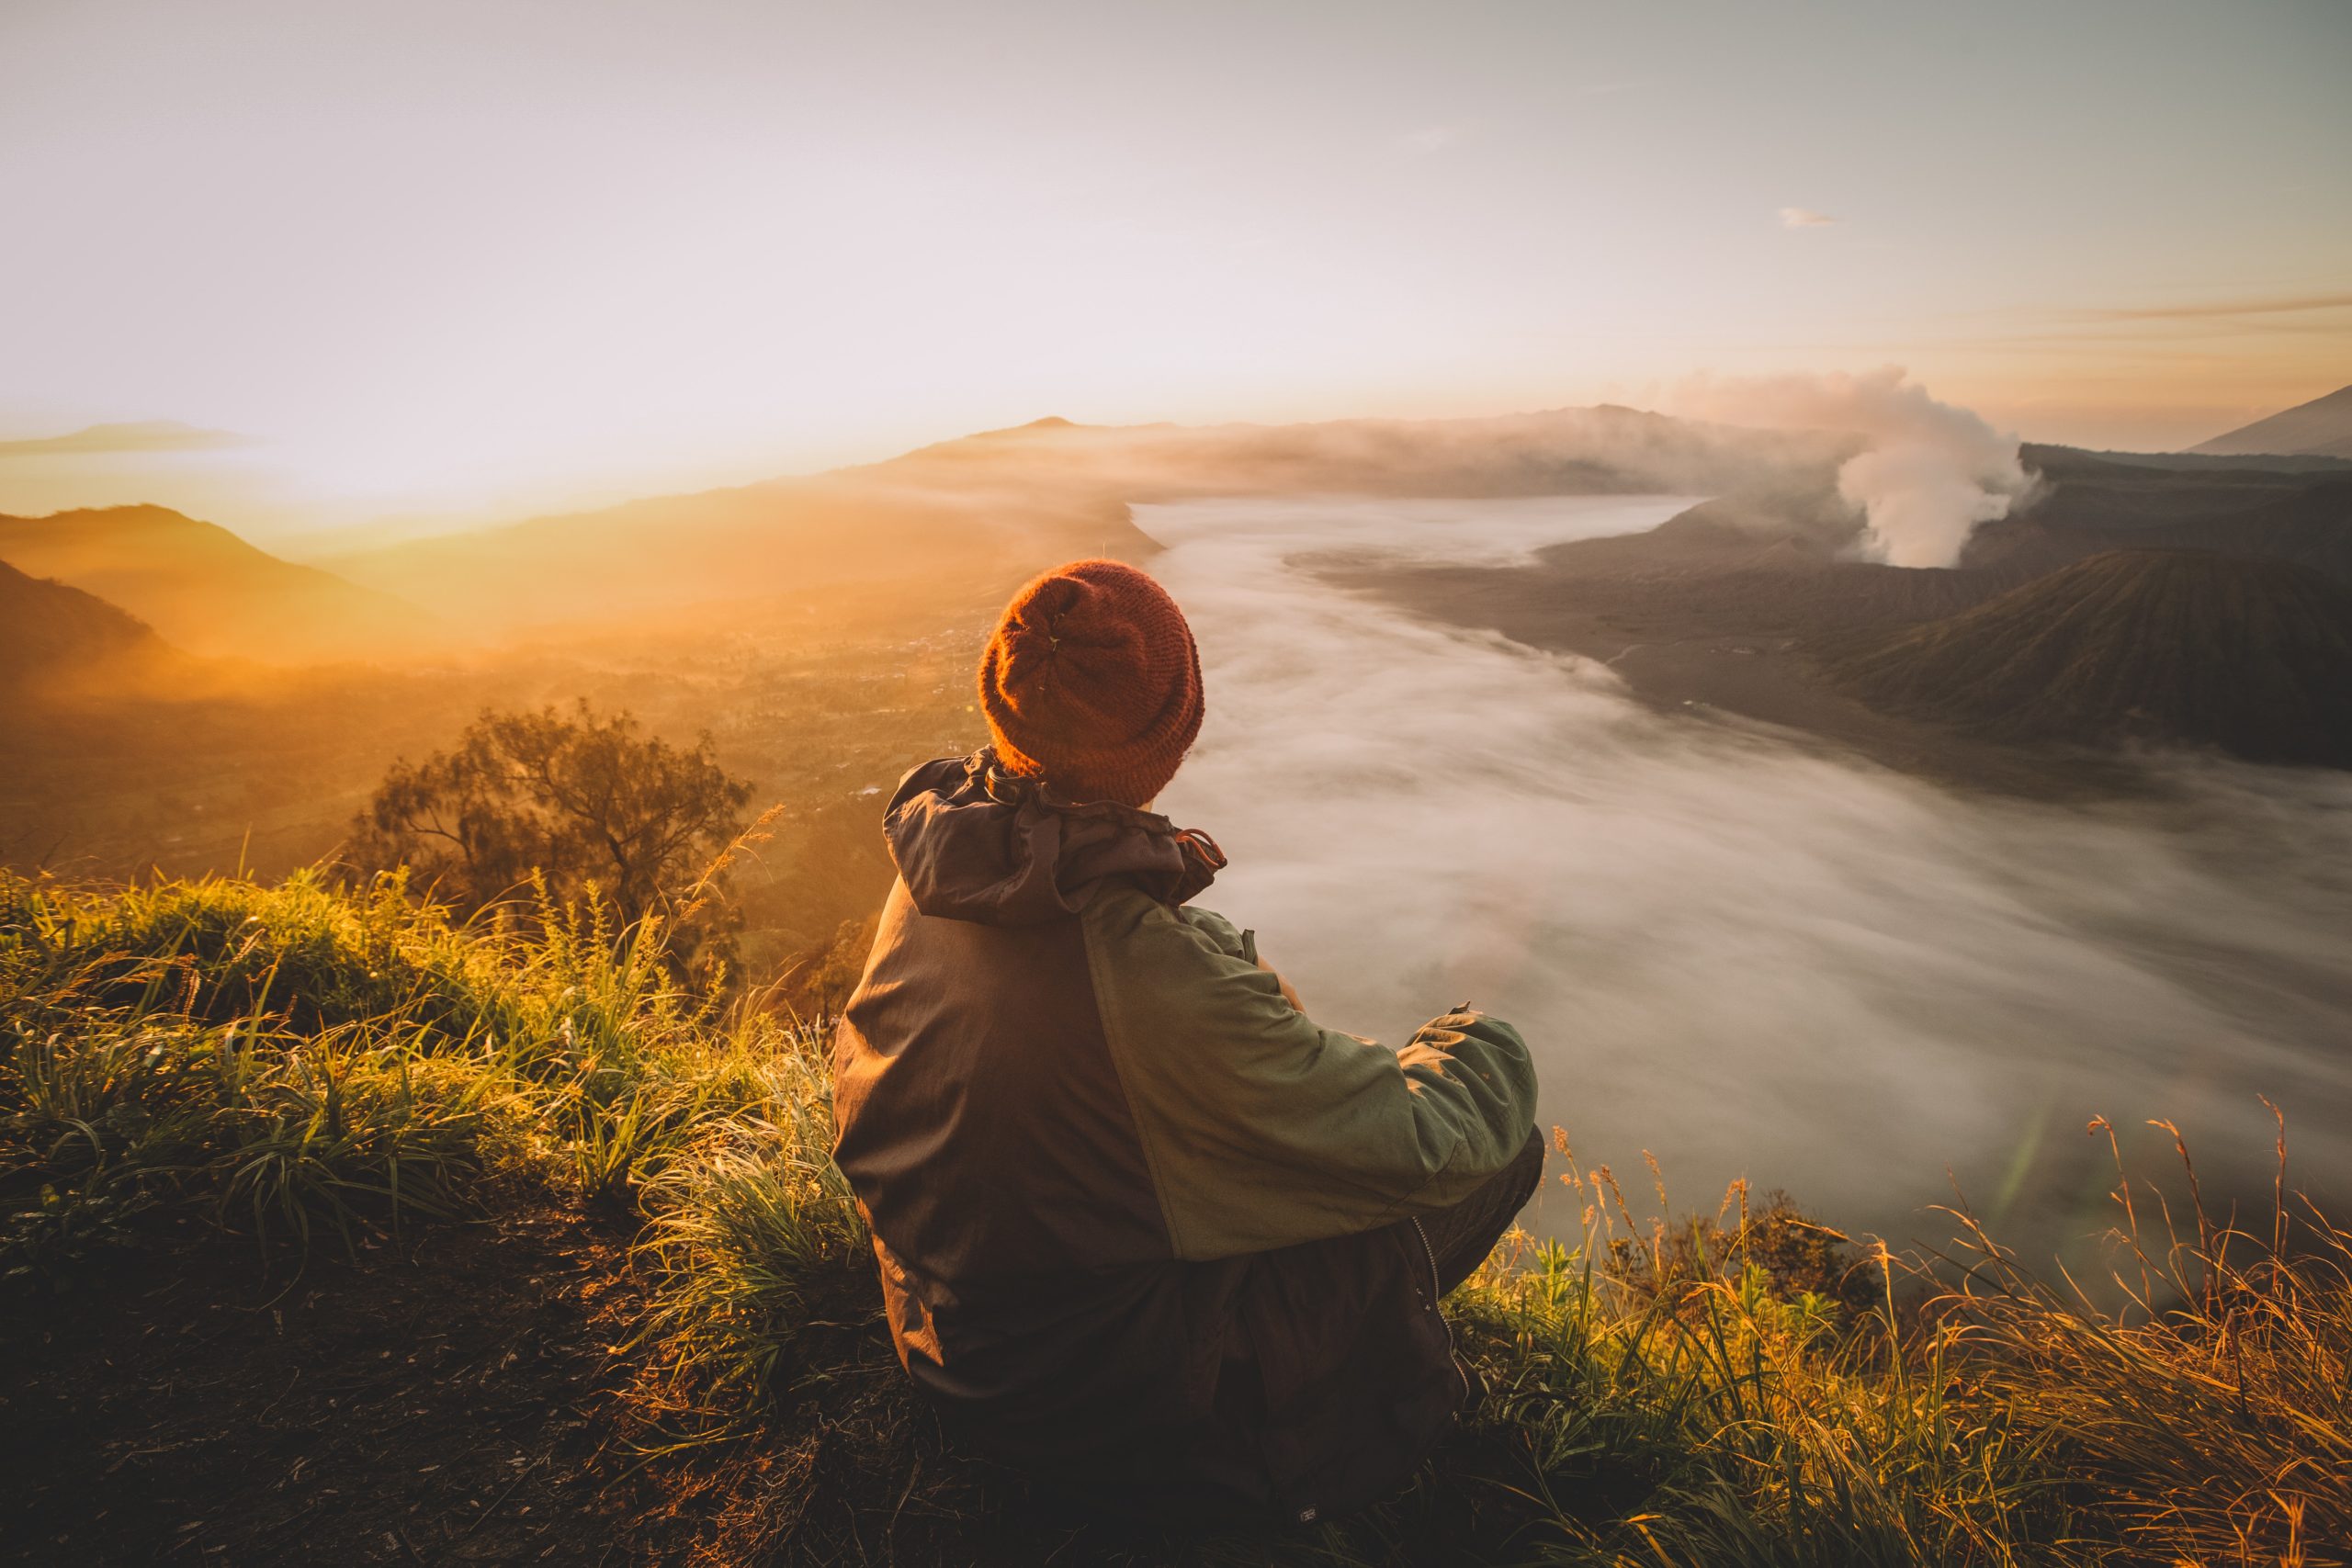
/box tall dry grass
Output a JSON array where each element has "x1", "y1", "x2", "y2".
[{"x1": 1934, "y1": 1110, "x2": 2348, "y2": 1565}]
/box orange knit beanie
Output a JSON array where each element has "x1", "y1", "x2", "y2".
[{"x1": 977, "y1": 558, "x2": 1204, "y2": 807}]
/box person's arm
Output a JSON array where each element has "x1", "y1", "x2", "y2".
[
  {"x1": 1081, "y1": 888, "x2": 1539, "y2": 1260},
  {"x1": 1254, "y1": 953, "x2": 1304, "y2": 1011}
]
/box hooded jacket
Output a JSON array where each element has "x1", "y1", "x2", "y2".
[{"x1": 831, "y1": 750, "x2": 1540, "y2": 1519}]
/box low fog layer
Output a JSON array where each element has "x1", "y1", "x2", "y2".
[{"x1": 1149, "y1": 495, "x2": 2352, "y2": 1264}]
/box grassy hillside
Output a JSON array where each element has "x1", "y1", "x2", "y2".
[
  {"x1": 1825, "y1": 549, "x2": 2352, "y2": 766},
  {"x1": 0, "y1": 505, "x2": 436, "y2": 664},
  {"x1": 3, "y1": 870, "x2": 2345, "y2": 1565}
]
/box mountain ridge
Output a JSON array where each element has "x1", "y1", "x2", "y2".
[
  {"x1": 2190, "y1": 383, "x2": 2352, "y2": 460},
  {"x1": 1821, "y1": 549, "x2": 2352, "y2": 766},
  {"x1": 0, "y1": 505, "x2": 437, "y2": 665},
  {"x1": 0, "y1": 558, "x2": 185, "y2": 700}
]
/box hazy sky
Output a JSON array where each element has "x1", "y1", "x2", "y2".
[{"x1": 3, "y1": 0, "x2": 2347, "y2": 534}]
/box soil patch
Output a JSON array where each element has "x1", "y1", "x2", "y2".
[{"x1": 0, "y1": 1208, "x2": 661, "y2": 1567}]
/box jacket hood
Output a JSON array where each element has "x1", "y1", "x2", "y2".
[{"x1": 883, "y1": 748, "x2": 1225, "y2": 925}]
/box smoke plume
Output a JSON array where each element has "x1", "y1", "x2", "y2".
[{"x1": 1669, "y1": 368, "x2": 2038, "y2": 568}]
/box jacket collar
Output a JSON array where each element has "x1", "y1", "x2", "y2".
[{"x1": 883, "y1": 748, "x2": 1225, "y2": 925}]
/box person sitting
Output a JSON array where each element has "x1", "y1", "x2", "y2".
[{"x1": 831, "y1": 557, "x2": 1543, "y2": 1523}]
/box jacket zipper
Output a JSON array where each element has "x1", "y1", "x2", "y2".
[
  {"x1": 1409, "y1": 1217, "x2": 1468, "y2": 1404},
  {"x1": 1409, "y1": 1216, "x2": 1442, "y2": 1296}
]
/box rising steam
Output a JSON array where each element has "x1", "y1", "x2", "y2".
[{"x1": 1670, "y1": 368, "x2": 2038, "y2": 568}]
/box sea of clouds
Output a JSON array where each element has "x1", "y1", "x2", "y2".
[{"x1": 1148, "y1": 494, "x2": 2352, "y2": 1267}]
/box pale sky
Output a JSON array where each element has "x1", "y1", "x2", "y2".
[{"x1": 3, "y1": 0, "x2": 2347, "y2": 536}]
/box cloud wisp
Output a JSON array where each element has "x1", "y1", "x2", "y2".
[
  {"x1": 0, "y1": 420, "x2": 254, "y2": 458},
  {"x1": 1779, "y1": 207, "x2": 1838, "y2": 228},
  {"x1": 2075, "y1": 291, "x2": 2352, "y2": 322}
]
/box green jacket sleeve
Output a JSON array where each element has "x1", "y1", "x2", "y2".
[{"x1": 1081, "y1": 887, "x2": 1540, "y2": 1260}]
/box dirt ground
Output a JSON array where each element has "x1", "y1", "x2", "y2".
[{"x1": 0, "y1": 1209, "x2": 665, "y2": 1567}]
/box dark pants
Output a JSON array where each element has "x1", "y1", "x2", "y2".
[
  {"x1": 1412, "y1": 1125, "x2": 1547, "y2": 1297},
  {"x1": 1002, "y1": 1125, "x2": 1551, "y2": 1522}
]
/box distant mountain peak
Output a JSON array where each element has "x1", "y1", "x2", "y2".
[
  {"x1": 2190, "y1": 383, "x2": 2352, "y2": 460},
  {"x1": 44, "y1": 502, "x2": 216, "y2": 527},
  {"x1": 969, "y1": 415, "x2": 1081, "y2": 438}
]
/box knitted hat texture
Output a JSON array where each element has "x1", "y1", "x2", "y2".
[{"x1": 977, "y1": 558, "x2": 1204, "y2": 807}]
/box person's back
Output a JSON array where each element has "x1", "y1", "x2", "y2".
[{"x1": 831, "y1": 558, "x2": 1542, "y2": 1522}]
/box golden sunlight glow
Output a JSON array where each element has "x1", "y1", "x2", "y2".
[{"x1": 2, "y1": 1, "x2": 2346, "y2": 536}]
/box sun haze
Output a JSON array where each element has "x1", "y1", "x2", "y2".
[{"x1": 1, "y1": 0, "x2": 2346, "y2": 534}]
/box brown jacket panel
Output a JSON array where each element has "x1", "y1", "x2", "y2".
[{"x1": 833, "y1": 878, "x2": 1172, "y2": 1281}]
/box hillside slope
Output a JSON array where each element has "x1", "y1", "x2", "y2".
[
  {"x1": 0, "y1": 505, "x2": 437, "y2": 664},
  {"x1": 0, "y1": 558, "x2": 183, "y2": 698},
  {"x1": 1824, "y1": 549, "x2": 2352, "y2": 765},
  {"x1": 1968, "y1": 447, "x2": 2352, "y2": 585},
  {"x1": 2191, "y1": 384, "x2": 2352, "y2": 460},
  {"x1": 2178, "y1": 479, "x2": 2352, "y2": 584}
]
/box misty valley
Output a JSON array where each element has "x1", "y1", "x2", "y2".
[
  {"x1": 1152, "y1": 490, "x2": 2352, "y2": 1274},
  {"x1": 6, "y1": 392, "x2": 2352, "y2": 1564},
  {"x1": 8, "y1": 405, "x2": 2352, "y2": 1251}
]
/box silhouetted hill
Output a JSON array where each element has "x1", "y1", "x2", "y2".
[
  {"x1": 2191, "y1": 384, "x2": 2352, "y2": 460},
  {"x1": 1823, "y1": 550, "x2": 2352, "y2": 766},
  {"x1": 2052, "y1": 447, "x2": 2352, "y2": 476},
  {"x1": 0, "y1": 559, "x2": 181, "y2": 698},
  {"x1": 1966, "y1": 449, "x2": 2352, "y2": 585},
  {"x1": 0, "y1": 506, "x2": 437, "y2": 664}
]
